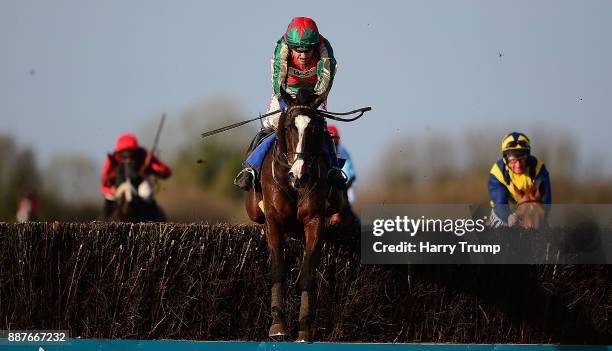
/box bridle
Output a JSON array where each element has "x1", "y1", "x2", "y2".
[
  {"x1": 271, "y1": 104, "x2": 326, "y2": 202},
  {"x1": 274, "y1": 105, "x2": 324, "y2": 168}
]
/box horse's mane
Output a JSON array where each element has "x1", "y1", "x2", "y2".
[
  {"x1": 276, "y1": 111, "x2": 288, "y2": 155},
  {"x1": 295, "y1": 89, "x2": 317, "y2": 105}
]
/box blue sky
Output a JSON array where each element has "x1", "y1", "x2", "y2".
[{"x1": 2, "y1": 0, "x2": 611, "y2": 184}]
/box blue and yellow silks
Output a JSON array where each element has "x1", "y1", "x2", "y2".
[{"x1": 488, "y1": 156, "x2": 552, "y2": 222}]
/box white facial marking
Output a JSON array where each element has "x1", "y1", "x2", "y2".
[
  {"x1": 290, "y1": 159, "x2": 305, "y2": 180},
  {"x1": 289, "y1": 114, "x2": 311, "y2": 179}
]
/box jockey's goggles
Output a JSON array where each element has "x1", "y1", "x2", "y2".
[
  {"x1": 118, "y1": 149, "x2": 137, "y2": 161},
  {"x1": 291, "y1": 46, "x2": 315, "y2": 53},
  {"x1": 506, "y1": 155, "x2": 528, "y2": 164},
  {"x1": 504, "y1": 140, "x2": 530, "y2": 149}
]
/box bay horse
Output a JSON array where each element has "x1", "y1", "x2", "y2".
[
  {"x1": 511, "y1": 183, "x2": 546, "y2": 229},
  {"x1": 244, "y1": 88, "x2": 342, "y2": 341},
  {"x1": 107, "y1": 150, "x2": 166, "y2": 223}
]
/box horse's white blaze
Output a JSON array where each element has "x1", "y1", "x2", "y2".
[
  {"x1": 290, "y1": 114, "x2": 311, "y2": 179},
  {"x1": 115, "y1": 180, "x2": 136, "y2": 203},
  {"x1": 290, "y1": 159, "x2": 305, "y2": 179}
]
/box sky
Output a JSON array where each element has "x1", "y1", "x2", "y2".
[{"x1": 2, "y1": 0, "x2": 612, "y2": 185}]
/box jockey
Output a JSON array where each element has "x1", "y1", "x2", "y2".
[
  {"x1": 488, "y1": 132, "x2": 552, "y2": 227},
  {"x1": 101, "y1": 133, "x2": 171, "y2": 217},
  {"x1": 16, "y1": 192, "x2": 40, "y2": 223},
  {"x1": 233, "y1": 17, "x2": 345, "y2": 191},
  {"x1": 328, "y1": 124, "x2": 357, "y2": 205}
]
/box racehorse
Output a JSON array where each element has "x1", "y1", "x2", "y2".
[
  {"x1": 108, "y1": 150, "x2": 166, "y2": 223},
  {"x1": 512, "y1": 183, "x2": 546, "y2": 229},
  {"x1": 244, "y1": 88, "x2": 344, "y2": 341}
]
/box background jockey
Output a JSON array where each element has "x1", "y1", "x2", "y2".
[
  {"x1": 16, "y1": 191, "x2": 40, "y2": 223},
  {"x1": 101, "y1": 133, "x2": 171, "y2": 218},
  {"x1": 233, "y1": 17, "x2": 345, "y2": 191},
  {"x1": 328, "y1": 124, "x2": 357, "y2": 205},
  {"x1": 488, "y1": 132, "x2": 552, "y2": 227}
]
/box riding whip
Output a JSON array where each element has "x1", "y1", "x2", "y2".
[
  {"x1": 141, "y1": 113, "x2": 166, "y2": 175},
  {"x1": 150, "y1": 113, "x2": 166, "y2": 155},
  {"x1": 200, "y1": 109, "x2": 283, "y2": 139}
]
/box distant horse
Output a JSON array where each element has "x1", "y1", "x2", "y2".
[
  {"x1": 511, "y1": 183, "x2": 546, "y2": 229},
  {"x1": 108, "y1": 150, "x2": 166, "y2": 222},
  {"x1": 244, "y1": 88, "x2": 344, "y2": 341}
]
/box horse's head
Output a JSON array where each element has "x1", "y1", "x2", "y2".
[
  {"x1": 512, "y1": 183, "x2": 546, "y2": 229},
  {"x1": 277, "y1": 88, "x2": 327, "y2": 189},
  {"x1": 113, "y1": 149, "x2": 146, "y2": 207}
]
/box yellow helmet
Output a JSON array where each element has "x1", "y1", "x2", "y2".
[{"x1": 501, "y1": 132, "x2": 531, "y2": 154}]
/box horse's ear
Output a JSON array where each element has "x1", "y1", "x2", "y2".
[
  {"x1": 279, "y1": 88, "x2": 294, "y2": 107},
  {"x1": 310, "y1": 93, "x2": 327, "y2": 110}
]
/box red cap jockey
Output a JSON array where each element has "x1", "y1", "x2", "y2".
[
  {"x1": 327, "y1": 125, "x2": 340, "y2": 146},
  {"x1": 100, "y1": 133, "x2": 171, "y2": 197},
  {"x1": 115, "y1": 133, "x2": 139, "y2": 151}
]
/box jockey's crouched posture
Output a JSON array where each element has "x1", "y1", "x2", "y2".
[
  {"x1": 101, "y1": 133, "x2": 171, "y2": 219},
  {"x1": 488, "y1": 132, "x2": 552, "y2": 227},
  {"x1": 234, "y1": 17, "x2": 347, "y2": 191}
]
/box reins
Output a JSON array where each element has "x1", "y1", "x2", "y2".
[
  {"x1": 317, "y1": 106, "x2": 371, "y2": 122},
  {"x1": 200, "y1": 106, "x2": 372, "y2": 139}
]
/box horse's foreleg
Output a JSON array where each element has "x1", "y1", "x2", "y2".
[
  {"x1": 245, "y1": 189, "x2": 265, "y2": 224},
  {"x1": 266, "y1": 219, "x2": 287, "y2": 337},
  {"x1": 297, "y1": 216, "x2": 324, "y2": 342}
]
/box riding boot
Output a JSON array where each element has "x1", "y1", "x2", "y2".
[
  {"x1": 234, "y1": 167, "x2": 256, "y2": 191},
  {"x1": 324, "y1": 132, "x2": 348, "y2": 190},
  {"x1": 236, "y1": 129, "x2": 275, "y2": 191}
]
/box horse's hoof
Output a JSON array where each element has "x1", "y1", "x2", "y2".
[
  {"x1": 296, "y1": 330, "x2": 312, "y2": 343},
  {"x1": 268, "y1": 323, "x2": 288, "y2": 338}
]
